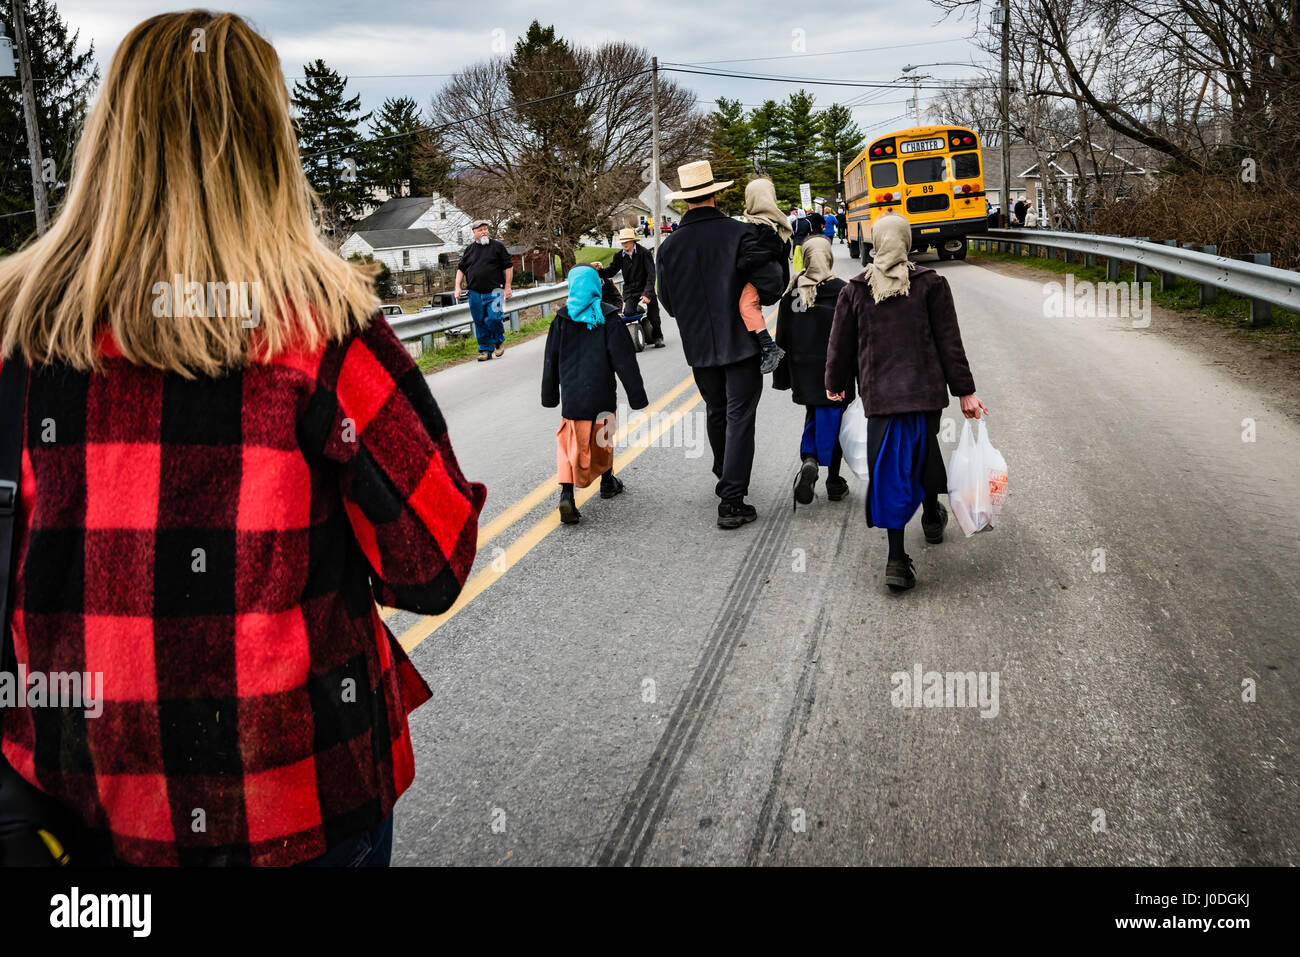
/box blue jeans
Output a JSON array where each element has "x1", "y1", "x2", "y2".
[
  {"x1": 298, "y1": 814, "x2": 393, "y2": 867},
  {"x1": 468, "y1": 288, "x2": 505, "y2": 352}
]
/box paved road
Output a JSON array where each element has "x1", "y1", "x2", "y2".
[{"x1": 386, "y1": 242, "x2": 1299, "y2": 866}]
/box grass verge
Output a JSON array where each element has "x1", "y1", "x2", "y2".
[{"x1": 414, "y1": 310, "x2": 557, "y2": 374}]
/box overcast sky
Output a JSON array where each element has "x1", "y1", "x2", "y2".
[{"x1": 56, "y1": 1, "x2": 992, "y2": 145}]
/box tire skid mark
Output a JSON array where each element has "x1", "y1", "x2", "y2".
[{"x1": 594, "y1": 487, "x2": 796, "y2": 866}]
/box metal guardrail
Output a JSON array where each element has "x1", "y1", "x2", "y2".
[
  {"x1": 969, "y1": 228, "x2": 1299, "y2": 323},
  {"x1": 388, "y1": 277, "x2": 623, "y2": 343}
]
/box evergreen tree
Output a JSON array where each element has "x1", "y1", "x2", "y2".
[
  {"x1": 707, "y1": 97, "x2": 752, "y2": 215},
  {"x1": 0, "y1": 0, "x2": 98, "y2": 252},
  {"x1": 769, "y1": 90, "x2": 821, "y2": 205},
  {"x1": 291, "y1": 59, "x2": 371, "y2": 228},
  {"x1": 367, "y1": 95, "x2": 423, "y2": 198},
  {"x1": 502, "y1": 21, "x2": 594, "y2": 270},
  {"x1": 818, "y1": 103, "x2": 864, "y2": 200}
]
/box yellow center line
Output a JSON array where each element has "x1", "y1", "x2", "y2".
[
  {"x1": 396, "y1": 387, "x2": 706, "y2": 651},
  {"x1": 380, "y1": 370, "x2": 699, "y2": 624}
]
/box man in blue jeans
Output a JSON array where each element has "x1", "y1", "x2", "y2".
[{"x1": 454, "y1": 218, "x2": 514, "y2": 361}]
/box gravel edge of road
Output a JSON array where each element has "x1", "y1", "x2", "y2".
[{"x1": 968, "y1": 253, "x2": 1300, "y2": 424}]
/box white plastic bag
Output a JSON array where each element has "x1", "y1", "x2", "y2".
[
  {"x1": 946, "y1": 417, "x2": 1009, "y2": 536},
  {"x1": 838, "y1": 395, "x2": 872, "y2": 480}
]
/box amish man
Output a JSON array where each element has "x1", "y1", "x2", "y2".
[
  {"x1": 454, "y1": 218, "x2": 513, "y2": 361},
  {"x1": 657, "y1": 160, "x2": 785, "y2": 529},
  {"x1": 592, "y1": 227, "x2": 664, "y2": 348}
]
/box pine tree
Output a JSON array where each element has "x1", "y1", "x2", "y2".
[
  {"x1": 291, "y1": 59, "x2": 371, "y2": 229},
  {"x1": 707, "y1": 97, "x2": 752, "y2": 215},
  {"x1": 503, "y1": 21, "x2": 593, "y2": 271},
  {"x1": 818, "y1": 103, "x2": 864, "y2": 201},
  {"x1": 0, "y1": 0, "x2": 98, "y2": 252},
  {"x1": 770, "y1": 90, "x2": 821, "y2": 206},
  {"x1": 368, "y1": 95, "x2": 423, "y2": 199}
]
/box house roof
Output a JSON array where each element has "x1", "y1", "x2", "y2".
[
  {"x1": 1019, "y1": 138, "x2": 1147, "y2": 177},
  {"x1": 352, "y1": 228, "x2": 445, "y2": 250},
  {"x1": 352, "y1": 197, "x2": 440, "y2": 232}
]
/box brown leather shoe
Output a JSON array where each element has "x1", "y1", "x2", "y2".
[{"x1": 493, "y1": 344, "x2": 505, "y2": 357}]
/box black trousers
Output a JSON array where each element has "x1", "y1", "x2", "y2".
[
  {"x1": 624, "y1": 291, "x2": 662, "y2": 341},
  {"x1": 692, "y1": 355, "x2": 762, "y2": 503}
]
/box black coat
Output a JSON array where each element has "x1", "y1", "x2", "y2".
[
  {"x1": 598, "y1": 244, "x2": 655, "y2": 296},
  {"x1": 771, "y1": 277, "x2": 854, "y2": 407},
  {"x1": 656, "y1": 206, "x2": 784, "y2": 368},
  {"x1": 825, "y1": 266, "x2": 976, "y2": 416},
  {"x1": 736, "y1": 222, "x2": 791, "y2": 302},
  {"x1": 541, "y1": 303, "x2": 649, "y2": 421}
]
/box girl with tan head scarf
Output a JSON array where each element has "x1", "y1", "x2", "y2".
[
  {"x1": 823, "y1": 212, "x2": 988, "y2": 590},
  {"x1": 771, "y1": 236, "x2": 852, "y2": 508},
  {"x1": 737, "y1": 178, "x2": 793, "y2": 373}
]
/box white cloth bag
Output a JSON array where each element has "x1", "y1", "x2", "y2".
[
  {"x1": 837, "y1": 395, "x2": 872, "y2": 480},
  {"x1": 946, "y1": 417, "x2": 1008, "y2": 536}
]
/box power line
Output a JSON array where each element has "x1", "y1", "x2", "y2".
[
  {"x1": 300, "y1": 67, "x2": 652, "y2": 160},
  {"x1": 662, "y1": 64, "x2": 998, "y2": 91},
  {"x1": 677, "y1": 37, "x2": 977, "y2": 66}
]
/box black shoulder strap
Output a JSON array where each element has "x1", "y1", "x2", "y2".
[{"x1": 0, "y1": 356, "x2": 28, "y2": 704}]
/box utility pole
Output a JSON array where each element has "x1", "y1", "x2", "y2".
[
  {"x1": 12, "y1": 0, "x2": 49, "y2": 234},
  {"x1": 999, "y1": 0, "x2": 1012, "y2": 227},
  {"x1": 651, "y1": 56, "x2": 662, "y2": 261}
]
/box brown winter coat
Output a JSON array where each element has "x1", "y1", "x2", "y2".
[{"x1": 824, "y1": 266, "x2": 976, "y2": 415}]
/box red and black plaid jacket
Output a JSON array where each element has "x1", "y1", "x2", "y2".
[{"x1": 0, "y1": 315, "x2": 486, "y2": 865}]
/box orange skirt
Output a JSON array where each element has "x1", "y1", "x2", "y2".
[{"x1": 556, "y1": 414, "x2": 616, "y2": 488}]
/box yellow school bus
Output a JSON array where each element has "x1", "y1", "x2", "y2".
[{"x1": 843, "y1": 124, "x2": 986, "y2": 264}]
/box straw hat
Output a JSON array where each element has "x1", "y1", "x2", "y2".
[
  {"x1": 616, "y1": 227, "x2": 639, "y2": 243},
  {"x1": 667, "y1": 160, "x2": 734, "y2": 201}
]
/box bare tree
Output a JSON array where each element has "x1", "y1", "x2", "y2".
[{"x1": 429, "y1": 32, "x2": 706, "y2": 271}]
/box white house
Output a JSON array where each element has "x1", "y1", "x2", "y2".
[
  {"x1": 353, "y1": 193, "x2": 476, "y2": 247},
  {"x1": 338, "y1": 228, "x2": 448, "y2": 272}
]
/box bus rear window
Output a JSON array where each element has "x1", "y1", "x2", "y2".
[
  {"x1": 903, "y1": 157, "x2": 946, "y2": 184},
  {"x1": 870, "y1": 163, "x2": 898, "y2": 189},
  {"x1": 953, "y1": 152, "x2": 980, "y2": 180}
]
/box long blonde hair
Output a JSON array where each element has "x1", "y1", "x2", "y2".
[{"x1": 0, "y1": 10, "x2": 378, "y2": 376}]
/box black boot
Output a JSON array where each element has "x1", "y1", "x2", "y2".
[
  {"x1": 885, "y1": 554, "x2": 916, "y2": 590},
  {"x1": 755, "y1": 329, "x2": 785, "y2": 374},
  {"x1": 558, "y1": 484, "x2": 581, "y2": 525},
  {"x1": 717, "y1": 499, "x2": 758, "y2": 529},
  {"x1": 793, "y1": 456, "x2": 818, "y2": 508},
  {"x1": 825, "y1": 474, "x2": 849, "y2": 501},
  {"x1": 600, "y1": 471, "x2": 625, "y2": 499}
]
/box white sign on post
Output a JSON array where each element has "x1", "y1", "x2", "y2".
[{"x1": 799, "y1": 183, "x2": 812, "y2": 211}]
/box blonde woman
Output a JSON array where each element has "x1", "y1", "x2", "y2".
[{"x1": 0, "y1": 12, "x2": 485, "y2": 866}]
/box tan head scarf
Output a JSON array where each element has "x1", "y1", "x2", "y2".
[
  {"x1": 744, "y1": 178, "x2": 793, "y2": 242},
  {"x1": 865, "y1": 212, "x2": 915, "y2": 304},
  {"x1": 788, "y1": 235, "x2": 834, "y2": 310}
]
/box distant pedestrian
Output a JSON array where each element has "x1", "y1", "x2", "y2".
[
  {"x1": 657, "y1": 160, "x2": 785, "y2": 529},
  {"x1": 541, "y1": 266, "x2": 648, "y2": 525},
  {"x1": 825, "y1": 213, "x2": 987, "y2": 591},
  {"x1": 1013, "y1": 198, "x2": 1028, "y2": 226},
  {"x1": 592, "y1": 227, "x2": 664, "y2": 348},
  {"x1": 822, "y1": 214, "x2": 837, "y2": 241},
  {"x1": 455, "y1": 218, "x2": 513, "y2": 360},
  {"x1": 1025, "y1": 206, "x2": 1038, "y2": 228},
  {"x1": 836, "y1": 208, "x2": 848, "y2": 244},
  {"x1": 772, "y1": 236, "x2": 851, "y2": 509}
]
